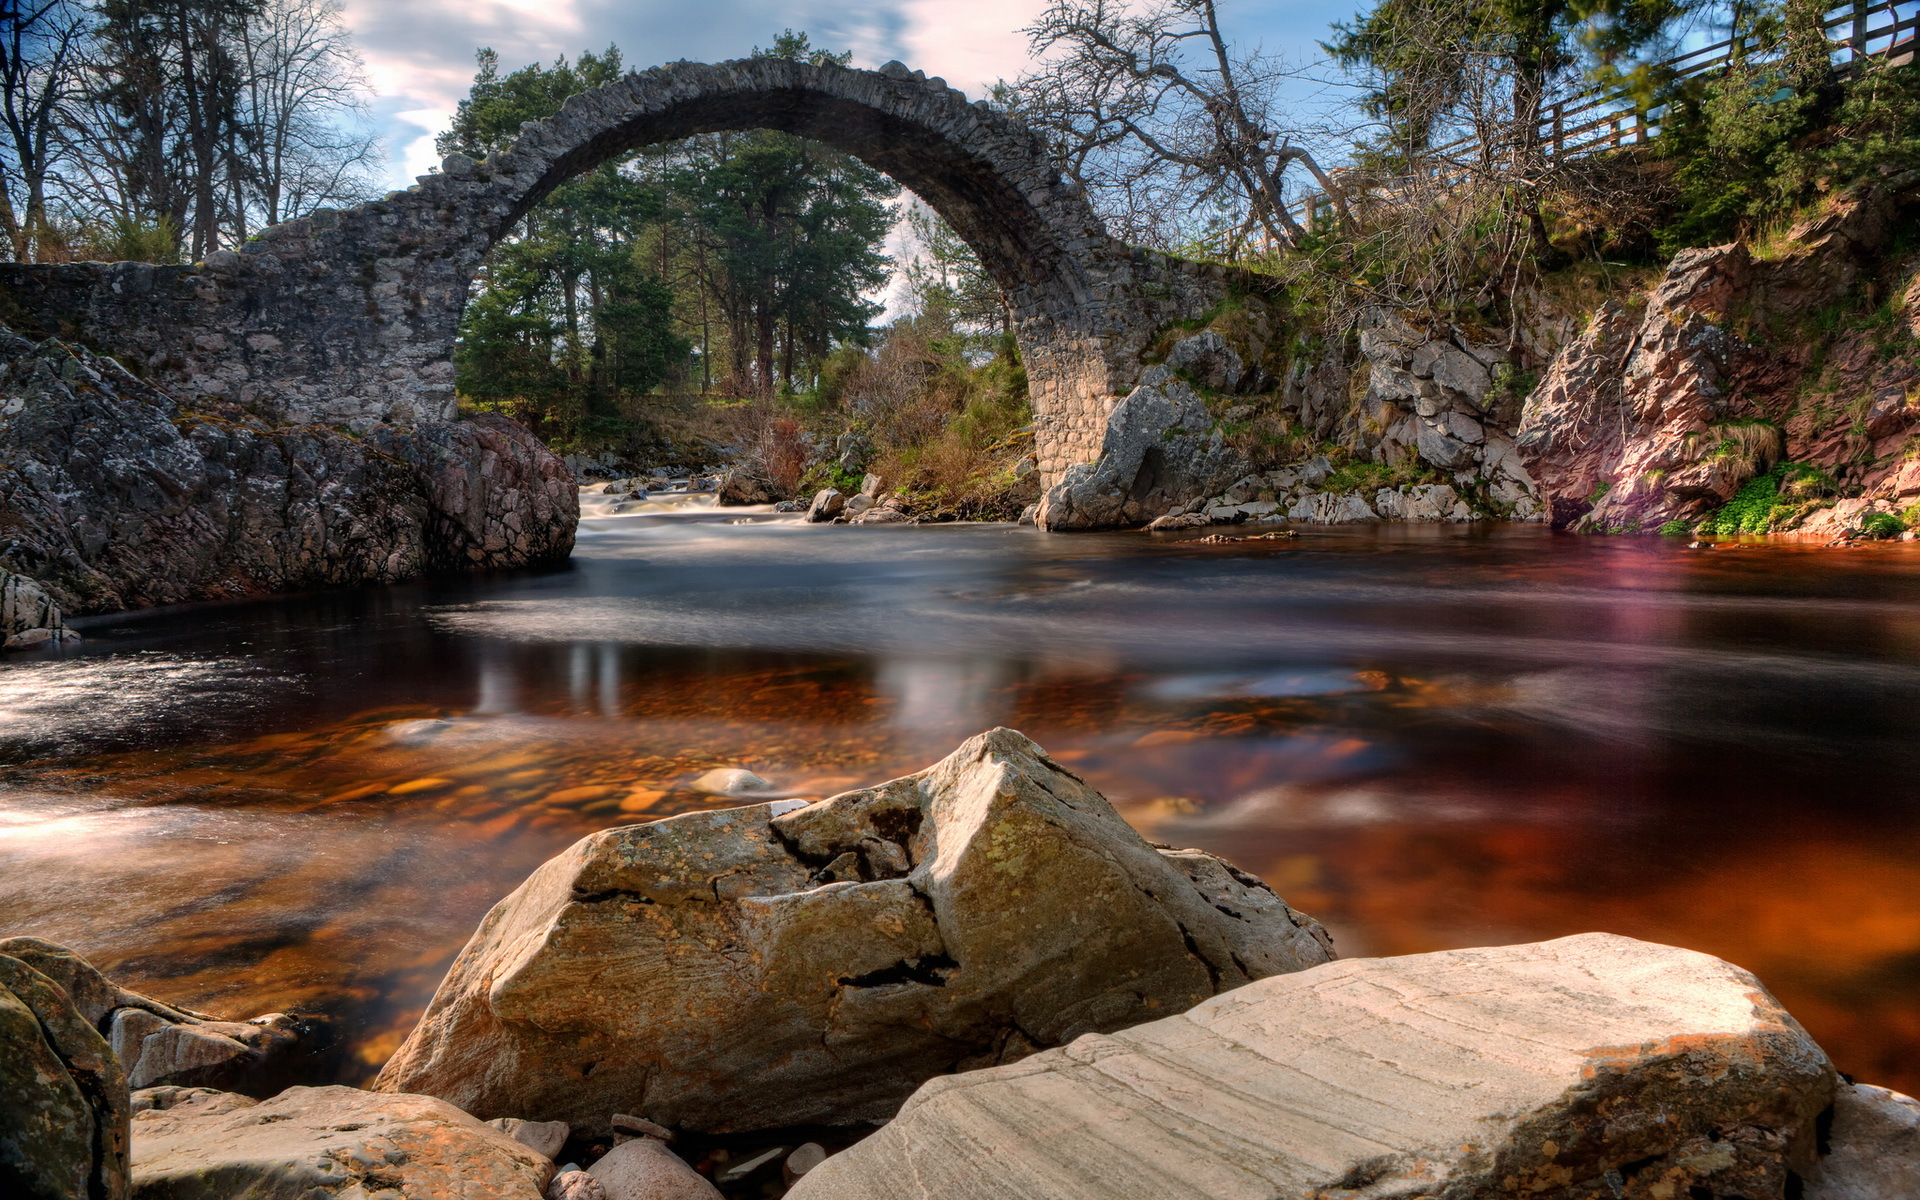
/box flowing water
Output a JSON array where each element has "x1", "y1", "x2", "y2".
[{"x1": 3, "y1": 492, "x2": 1918, "y2": 1092}]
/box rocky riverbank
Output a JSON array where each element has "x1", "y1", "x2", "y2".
[
  {"x1": 0, "y1": 327, "x2": 578, "y2": 639},
  {"x1": 5, "y1": 727, "x2": 1917, "y2": 1200}
]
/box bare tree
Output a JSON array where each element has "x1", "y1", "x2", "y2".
[
  {"x1": 0, "y1": 0, "x2": 86, "y2": 260},
  {"x1": 229, "y1": 0, "x2": 379, "y2": 236},
  {"x1": 1015, "y1": 0, "x2": 1351, "y2": 253}
]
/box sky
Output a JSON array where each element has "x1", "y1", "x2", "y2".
[{"x1": 341, "y1": 0, "x2": 1363, "y2": 189}]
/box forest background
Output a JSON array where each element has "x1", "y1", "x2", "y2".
[{"x1": 2, "y1": 0, "x2": 1917, "y2": 516}]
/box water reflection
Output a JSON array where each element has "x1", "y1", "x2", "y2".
[{"x1": 1, "y1": 516, "x2": 1917, "y2": 1092}]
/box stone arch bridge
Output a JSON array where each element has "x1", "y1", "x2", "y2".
[{"x1": 0, "y1": 58, "x2": 1238, "y2": 485}]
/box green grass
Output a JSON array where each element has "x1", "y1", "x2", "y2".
[{"x1": 1694, "y1": 462, "x2": 1836, "y2": 535}]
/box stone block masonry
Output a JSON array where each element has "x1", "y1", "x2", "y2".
[{"x1": 0, "y1": 58, "x2": 1240, "y2": 492}]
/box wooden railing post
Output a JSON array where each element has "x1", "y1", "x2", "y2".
[{"x1": 1852, "y1": 0, "x2": 1869, "y2": 59}]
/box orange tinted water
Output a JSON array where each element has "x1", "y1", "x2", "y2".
[{"x1": 2, "y1": 513, "x2": 1916, "y2": 1092}]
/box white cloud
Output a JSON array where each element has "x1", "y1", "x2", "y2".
[
  {"x1": 341, "y1": 0, "x2": 1357, "y2": 188},
  {"x1": 893, "y1": 0, "x2": 1046, "y2": 95}
]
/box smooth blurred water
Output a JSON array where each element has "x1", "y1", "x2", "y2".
[{"x1": 2, "y1": 498, "x2": 1917, "y2": 1088}]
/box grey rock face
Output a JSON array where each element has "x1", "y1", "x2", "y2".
[
  {"x1": 1037, "y1": 378, "x2": 1247, "y2": 530},
  {"x1": 1165, "y1": 330, "x2": 1245, "y2": 392},
  {"x1": 0, "y1": 950, "x2": 130, "y2": 1200},
  {"x1": 787, "y1": 934, "x2": 1837, "y2": 1200},
  {"x1": 0, "y1": 330, "x2": 575, "y2": 616},
  {"x1": 1804, "y1": 1083, "x2": 1920, "y2": 1200},
  {"x1": 0, "y1": 937, "x2": 328, "y2": 1099},
  {"x1": 0, "y1": 568, "x2": 66, "y2": 639},
  {"x1": 374, "y1": 729, "x2": 1333, "y2": 1135},
  {"x1": 130, "y1": 1085, "x2": 553, "y2": 1200}
]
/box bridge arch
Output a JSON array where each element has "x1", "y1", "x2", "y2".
[{"x1": 0, "y1": 59, "x2": 1229, "y2": 483}]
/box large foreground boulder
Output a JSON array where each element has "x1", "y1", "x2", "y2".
[
  {"x1": 129, "y1": 1085, "x2": 553, "y2": 1200},
  {"x1": 788, "y1": 933, "x2": 1836, "y2": 1200},
  {"x1": 375, "y1": 728, "x2": 1333, "y2": 1133},
  {"x1": 0, "y1": 937, "x2": 329, "y2": 1097},
  {"x1": 1, "y1": 950, "x2": 129, "y2": 1200},
  {"x1": 0, "y1": 328, "x2": 576, "y2": 616}
]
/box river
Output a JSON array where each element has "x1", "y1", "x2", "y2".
[{"x1": 3, "y1": 492, "x2": 1917, "y2": 1093}]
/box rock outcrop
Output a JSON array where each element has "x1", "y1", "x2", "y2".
[
  {"x1": 1, "y1": 948, "x2": 130, "y2": 1200},
  {"x1": 788, "y1": 933, "x2": 1836, "y2": 1200},
  {"x1": 1517, "y1": 178, "x2": 1920, "y2": 532},
  {"x1": 0, "y1": 328, "x2": 576, "y2": 616},
  {"x1": 1038, "y1": 368, "x2": 1249, "y2": 529},
  {"x1": 374, "y1": 728, "x2": 1333, "y2": 1134},
  {"x1": 0, "y1": 937, "x2": 329, "y2": 1098},
  {"x1": 1356, "y1": 311, "x2": 1542, "y2": 520},
  {"x1": 129, "y1": 1084, "x2": 553, "y2": 1200}
]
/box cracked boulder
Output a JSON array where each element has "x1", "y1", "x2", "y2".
[
  {"x1": 0, "y1": 936, "x2": 331, "y2": 1097},
  {"x1": 787, "y1": 933, "x2": 1838, "y2": 1200},
  {"x1": 373, "y1": 728, "x2": 1333, "y2": 1134},
  {"x1": 129, "y1": 1085, "x2": 553, "y2": 1200}
]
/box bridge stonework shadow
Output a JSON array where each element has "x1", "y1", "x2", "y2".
[{"x1": 0, "y1": 58, "x2": 1235, "y2": 484}]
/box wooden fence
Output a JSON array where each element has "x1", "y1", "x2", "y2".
[{"x1": 1284, "y1": 0, "x2": 1919, "y2": 227}]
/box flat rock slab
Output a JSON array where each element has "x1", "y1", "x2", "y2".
[
  {"x1": 375, "y1": 728, "x2": 1332, "y2": 1134},
  {"x1": 130, "y1": 1084, "x2": 552, "y2": 1199},
  {"x1": 787, "y1": 933, "x2": 1836, "y2": 1200}
]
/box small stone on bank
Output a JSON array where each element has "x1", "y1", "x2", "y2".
[
  {"x1": 489, "y1": 1116, "x2": 570, "y2": 1160},
  {"x1": 547, "y1": 1169, "x2": 608, "y2": 1200}
]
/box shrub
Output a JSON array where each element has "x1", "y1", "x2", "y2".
[
  {"x1": 1857, "y1": 511, "x2": 1905, "y2": 539},
  {"x1": 1696, "y1": 466, "x2": 1787, "y2": 534}
]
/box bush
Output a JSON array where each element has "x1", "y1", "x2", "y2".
[
  {"x1": 1857, "y1": 511, "x2": 1905, "y2": 539},
  {"x1": 1697, "y1": 466, "x2": 1787, "y2": 534}
]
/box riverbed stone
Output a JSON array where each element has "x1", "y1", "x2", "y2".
[
  {"x1": 130, "y1": 1084, "x2": 553, "y2": 1200},
  {"x1": 587, "y1": 1138, "x2": 720, "y2": 1200},
  {"x1": 786, "y1": 933, "x2": 1836, "y2": 1200},
  {"x1": 806, "y1": 488, "x2": 846, "y2": 522},
  {"x1": 1803, "y1": 1082, "x2": 1920, "y2": 1199},
  {"x1": 374, "y1": 728, "x2": 1333, "y2": 1135},
  {"x1": 0, "y1": 950, "x2": 130, "y2": 1200}
]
